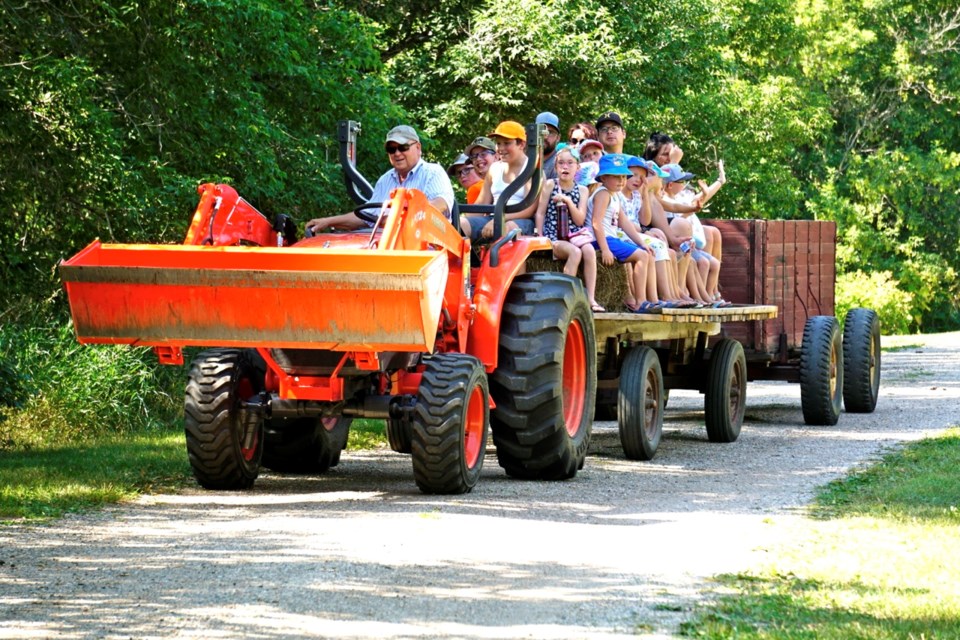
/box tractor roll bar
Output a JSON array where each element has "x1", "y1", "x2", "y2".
[{"x1": 337, "y1": 120, "x2": 375, "y2": 205}]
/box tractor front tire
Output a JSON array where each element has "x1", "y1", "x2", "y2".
[
  {"x1": 411, "y1": 354, "x2": 489, "y2": 494},
  {"x1": 262, "y1": 416, "x2": 351, "y2": 474},
  {"x1": 184, "y1": 348, "x2": 264, "y2": 490},
  {"x1": 618, "y1": 346, "x2": 664, "y2": 460},
  {"x1": 842, "y1": 308, "x2": 881, "y2": 413},
  {"x1": 490, "y1": 273, "x2": 597, "y2": 480},
  {"x1": 800, "y1": 316, "x2": 844, "y2": 426}
]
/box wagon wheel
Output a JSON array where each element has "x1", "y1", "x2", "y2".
[
  {"x1": 618, "y1": 346, "x2": 664, "y2": 460},
  {"x1": 800, "y1": 316, "x2": 844, "y2": 426},
  {"x1": 842, "y1": 308, "x2": 881, "y2": 413},
  {"x1": 704, "y1": 338, "x2": 746, "y2": 443},
  {"x1": 411, "y1": 353, "x2": 489, "y2": 494},
  {"x1": 184, "y1": 348, "x2": 264, "y2": 490}
]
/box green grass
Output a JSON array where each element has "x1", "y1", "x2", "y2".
[
  {"x1": 681, "y1": 428, "x2": 960, "y2": 639},
  {"x1": 0, "y1": 430, "x2": 190, "y2": 521}
]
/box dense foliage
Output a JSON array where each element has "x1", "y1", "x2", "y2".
[{"x1": 1, "y1": 0, "x2": 958, "y2": 427}]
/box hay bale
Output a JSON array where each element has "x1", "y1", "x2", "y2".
[{"x1": 526, "y1": 253, "x2": 632, "y2": 311}]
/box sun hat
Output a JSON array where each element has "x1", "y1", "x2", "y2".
[
  {"x1": 626, "y1": 156, "x2": 645, "y2": 169},
  {"x1": 661, "y1": 163, "x2": 696, "y2": 184},
  {"x1": 578, "y1": 139, "x2": 604, "y2": 155},
  {"x1": 595, "y1": 153, "x2": 632, "y2": 179},
  {"x1": 644, "y1": 159, "x2": 669, "y2": 179},
  {"x1": 464, "y1": 136, "x2": 496, "y2": 157},
  {"x1": 447, "y1": 153, "x2": 471, "y2": 176},
  {"x1": 488, "y1": 120, "x2": 526, "y2": 141},
  {"x1": 575, "y1": 161, "x2": 600, "y2": 186},
  {"x1": 385, "y1": 125, "x2": 420, "y2": 145}
]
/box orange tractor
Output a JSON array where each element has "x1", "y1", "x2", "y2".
[{"x1": 60, "y1": 122, "x2": 596, "y2": 494}]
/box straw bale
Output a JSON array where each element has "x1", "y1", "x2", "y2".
[{"x1": 525, "y1": 253, "x2": 632, "y2": 311}]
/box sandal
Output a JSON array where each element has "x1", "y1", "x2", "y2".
[{"x1": 633, "y1": 301, "x2": 662, "y2": 314}]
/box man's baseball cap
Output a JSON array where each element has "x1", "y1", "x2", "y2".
[
  {"x1": 447, "y1": 153, "x2": 471, "y2": 175},
  {"x1": 464, "y1": 136, "x2": 496, "y2": 156},
  {"x1": 661, "y1": 163, "x2": 696, "y2": 183},
  {"x1": 488, "y1": 120, "x2": 526, "y2": 141},
  {"x1": 385, "y1": 125, "x2": 420, "y2": 145},
  {"x1": 595, "y1": 111, "x2": 624, "y2": 130},
  {"x1": 536, "y1": 111, "x2": 560, "y2": 133}
]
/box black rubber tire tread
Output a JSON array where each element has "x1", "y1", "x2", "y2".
[
  {"x1": 411, "y1": 353, "x2": 489, "y2": 494},
  {"x1": 618, "y1": 347, "x2": 663, "y2": 460},
  {"x1": 842, "y1": 308, "x2": 881, "y2": 413},
  {"x1": 184, "y1": 348, "x2": 263, "y2": 490},
  {"x1": 261, "y1": 416, "x2": 351, "y2": 474},
  {"x1": 489, "y1": 273, "x2": 597, "y2": 480},
  {"x1": 704, "y1": 339, "x2": 746, "y2": 443},
  {"x1": 387, "y1": 417, "x2": 412, "y2": 454},
  {"x1": 800, "y1": 316, "x2": 844, "y2": 426}
]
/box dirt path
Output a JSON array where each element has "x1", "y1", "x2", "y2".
[{"x1": 2, "y1": 333, "x2": 958, "y2": 639}]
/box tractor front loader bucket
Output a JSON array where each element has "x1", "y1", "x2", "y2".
[{"x1": 60, "y1": 241, "x2": 449, "y2": 352}]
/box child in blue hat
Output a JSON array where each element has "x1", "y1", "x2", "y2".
[{"x1": 586, "y1": 154, "x2": 661, "y2": 313}]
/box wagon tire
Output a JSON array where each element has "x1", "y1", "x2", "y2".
[
  {"x1": 490, "y1": 273, "x2": 597, "y2": 480},
  {"x1": 411, "y1": 354, "x2": 489, "y2": 494},
  {"x1": 618, "y1": 347, "x2": 663, "y2": 460},
  {"x1": 842, "y1": 308, "x2": 881, "y2": 413},
  {"x1": 184, "y1": 348, "x2": 264, "y2": 490},
  {"x1": 800, "y1": 316, "x2": 843, "y2": 426},
  {"x1": 262, "y1": 416, "x2": 351, "y2": 474},
  {"x1": 704, "y1": 339, "x2": 746, "y2": 443}
]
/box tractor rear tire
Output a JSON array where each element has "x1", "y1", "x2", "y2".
[
  {"x1": 490, "y1": 273, "x2": 597, "y2": 480},
  {"x1": 387, "y1": 418, "x2": 412, "y2": 454},
  {"x1": 704, "y1": 339, "x2": 746, "y2": 443},
  {"x1": 184, "y1": 348, "x2": 264, "y2": 490},
  {"x1": 618, "y1": 346, "x2": 664, "y2": 460},
  {"x1": 411, "y1": 354, "x2": 489, "y2": 494},
  {"x1": 800, "y1": 316, "x2": 843, "y2": 426},
  {"x1": 842, "y1": 308, "x2": 881, "y2": 413},
  {"x1": 262, "y1": 416, "x2": 351, "y2": 474}
]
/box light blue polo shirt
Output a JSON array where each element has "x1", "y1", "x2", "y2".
[{"x1": 362, "y1": 158, "x2": 455, "y2": 224}]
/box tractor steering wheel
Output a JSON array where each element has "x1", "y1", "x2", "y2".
[{"x1": 353, "y1": 202, "x2": 383, "y2": 225}]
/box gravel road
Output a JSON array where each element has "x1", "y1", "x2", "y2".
[{"x1": 2, "y1": 332, "x2": 958, "y2": 639}]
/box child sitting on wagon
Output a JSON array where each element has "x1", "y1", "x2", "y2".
[
  {"x1": 586, "y1": 154, "x2": 660, "y2": 313},
  {"x1": 534, "y1": 147, "x2": 603, "y2": 312}
]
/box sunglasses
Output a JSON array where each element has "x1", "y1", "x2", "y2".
[
  {"x1": 570, "y1": 137, "x2": 585, "y2": 144},
  {"x1": 385, "y1": 143, "x2": 413, "y2": 154}
]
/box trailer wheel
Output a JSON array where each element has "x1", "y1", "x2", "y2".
[
  {"x1": 618, "y1": 347, "x2": 663, "y2": 460},
  {"x1": 411, "y1": 354, "x2": 489, "y2": 494},
  {"x1": 704, "y1": 339, "x2": 746, "y2": 443},
  {"x1": 843, "y1": 308, "x2": 881, "y2": 413},
  {"x1": 387, "y1": 418, "x2": 412, "y2": 454},
  {"x1": 184, "y1": 348, "x2": 264, "y2": 489},
  {"x1": 262, "y1": 416, "x2": 351, "y2": 474},
  {"x1": 490, "y1": 273, "x2": 597, "y2": 480},
  {"x1": 800, "y1": 316, "x2": 843, "y2": 426}
]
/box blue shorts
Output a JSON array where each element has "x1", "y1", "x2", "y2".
[
  {"x1": 594, "y1": 237, "x2": 642, "y2": 262},
  {"x1": 692, "y1": 249, "x2": 712, "y2": 262},
  {"x1": 464, "y1": 215, "x2": 534, "y2": 242}
]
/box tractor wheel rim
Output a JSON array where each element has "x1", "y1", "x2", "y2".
[
  {"x1": 562, "y1": 319, "x2": 587, "y2": 437},
  {"x1": 829, "y1": 340, "x2": 839, "y2": 398},
  {"x1": 463, "y1": 385, "x2": 485, "y2": 469},
  {"x1": 644, "y1": 367, "x2": 660, "y2": 438}
]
